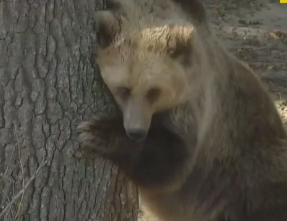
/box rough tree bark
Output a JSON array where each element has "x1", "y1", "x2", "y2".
[{"x1": 0, "y1": 0, "x2": 138, "y2": 221}]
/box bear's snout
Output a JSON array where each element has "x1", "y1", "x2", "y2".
[{"x1": 126, "y1": 129, "x2": 147, "y2": 142}]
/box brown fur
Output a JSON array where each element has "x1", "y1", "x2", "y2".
[
  {"x1": 78, "y1": 0, "x2": 287, "y2": 220},
  {"x1": 171, "y1": 0, "x2": 209, "y2": 28}
]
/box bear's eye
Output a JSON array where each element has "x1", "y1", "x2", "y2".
[
  {"x1": 118, "y1": 87, "x2": 130, "y2": 99},
  {"x1": 146, "y1": 87, "x2": 161, "y2": 103}
]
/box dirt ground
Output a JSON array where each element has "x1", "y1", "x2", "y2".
[
  {"x1": 138, "y1": 0, "x2": 287, "y2": 220},
  {"x1": 207, "y1": 0, "x2": 287, "y2": 125}
]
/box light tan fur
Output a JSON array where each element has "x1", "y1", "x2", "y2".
[
  {"x1": 96, "y1": 0, "x2": 212, "y2": 135},
  {"x1": 79, "y1": 0, "x2": 287, "y2": 220}
]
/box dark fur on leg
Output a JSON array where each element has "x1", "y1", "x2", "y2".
[
  {"x1": 240, "y1": 203, "x2": 287, "y2": 221},
  {"x1": 77, "y1": 114, "x2": 188, "y2": 189}
]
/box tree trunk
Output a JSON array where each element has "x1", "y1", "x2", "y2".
[{"x1": 0, "y1": 0, "x2": 139, "y2": 220}]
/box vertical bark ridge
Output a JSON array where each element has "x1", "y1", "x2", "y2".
[{"x1": 0, "y1": 0, "x2": 138, "y2": 220}]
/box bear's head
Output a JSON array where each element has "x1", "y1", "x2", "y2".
[{"x1": 94, "y1": 3, "x2": 201, "y2": 141}]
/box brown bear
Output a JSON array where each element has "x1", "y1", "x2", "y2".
[{"x1": 78, "y1": 0, "x2": 287, "y2": 220}]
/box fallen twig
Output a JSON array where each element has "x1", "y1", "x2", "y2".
[{"x1": 0, "y1": 159, "x2": 47, "y2": 220}]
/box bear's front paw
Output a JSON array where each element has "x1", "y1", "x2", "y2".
[{"x1": 77, "y1": 114, "x2": 123, "y2": 156}]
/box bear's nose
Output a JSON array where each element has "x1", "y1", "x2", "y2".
[{"x1": 126, "y1": 129, "x2": 147, "y2": 141}]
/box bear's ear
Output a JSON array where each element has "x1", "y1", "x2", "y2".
[
  {"x1": 166, "y1": 25, "x2": 194, "y2": 66},
  {"x1": 95, "y1": 10, "x2": 121, "y2": 48}
]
